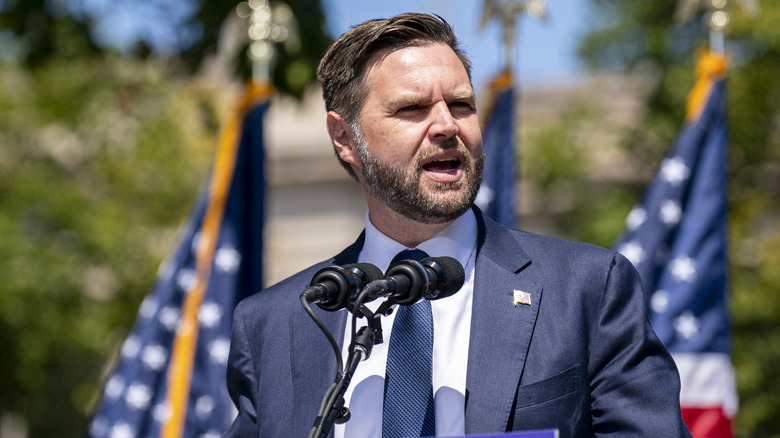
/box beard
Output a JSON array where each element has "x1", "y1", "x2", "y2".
[{"x1": 353, "y1": 126, "x2": 484, "y2": 225}]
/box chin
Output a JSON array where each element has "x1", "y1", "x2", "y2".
[{"x1": 401, "y1": 194, "x2": 476, "y2": 225}]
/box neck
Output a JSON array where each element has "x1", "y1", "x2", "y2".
[{"x1": 366, "y1": 201, "x2": 456, "y2": 248}]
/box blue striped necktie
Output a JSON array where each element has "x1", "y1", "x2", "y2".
[{"x1": 383, "y1": 249, "x2": 436, "y2": 438}]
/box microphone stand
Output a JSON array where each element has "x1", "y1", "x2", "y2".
[{"x1": 307, "y1": 286, "x2": 395, "y2": 438}]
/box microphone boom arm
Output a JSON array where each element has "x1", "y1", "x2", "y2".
[{"x1": 308, "y1": 287, "x2": 385, "y2": 438}]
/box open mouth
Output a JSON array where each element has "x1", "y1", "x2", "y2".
[{"x1": 422, "y1": 156, "x2": 462, "y2": 174}]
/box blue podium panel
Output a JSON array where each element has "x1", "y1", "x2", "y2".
[{"x1": 429, "y1": 430, "x2": 558, "y2": 438}]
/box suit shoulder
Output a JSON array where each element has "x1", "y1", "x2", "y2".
[
  {"x1": 510, "y1": 228, "x2": 618, "y2": 261},
  {"x1": 235, "y1": 259, "x2": 335, "y2": 316},
  {"x1": 507, "y1": 228, "x2": 640, "y2": 285}
]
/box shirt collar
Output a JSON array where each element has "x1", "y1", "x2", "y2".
[{"x1": 359, "y1": 210, "x2": 478, "y2": 272}]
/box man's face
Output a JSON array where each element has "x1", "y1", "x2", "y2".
[{"x1": 352, "y1": 43, "x2": 484, "y2": 224}]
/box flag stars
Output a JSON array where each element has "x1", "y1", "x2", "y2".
[
  {"x1": 104, "y1": 375, "x2": 125, "y2": 400},
  {"x1": 88, "y1": 417, "x2": 109, "y2": 437},
  {"x1": 159, "y1": 306, "x2": 181, "y2": 332},
  {"x1": 209, "y1": 338, "x2": 231, "y2": 365},
  {"x1": 125, "y1": 384, "x2": 152, "y2": 410},
  {"x1": 674, "y1": 311, "x2": 700, "y2": 340},
  {"x1": 618, "y1": 240, "x2": 646, "y2": 267},
  {"x1": 658, "y1": 199, "x2": 683, "y2": 225},
  {"x1": 141, "y1": 345, "x2": 168, "y2": 371},
  {"x1": 650, "y1": 289, "x2": 670, "y2": 314},
  {"x1": 152, "y1": 403, "x2": 171, "y2": 423},
  {"x1": 139, "y1": 295, "x2": 158, "y2": 319},
  {"x1": 660, "y1": 157, "x2": 690, "y2": 186},
  {"x1": 87, "y1": 104, "x2": 270, "y2": 437},
  {"x1": 176, "y1": 268, "x2": 197, "y2": 292},
  {"x1": 626, "y1": 206, "x2": 647, "y2": 231},
  {"x1": 120, "y1": 335, "x2": 141, "y2": 359},
  {"x1": 670, "y1": 256, "x2": 697, "y2": 283},
  {"x1": 195, "y1": 395, "x2": 216, "y2": 420},
  {"x1": 199, "y1": 302, "x2": 223, "y2": 328},
  {"x1": 215, "y1": 245, "x2": 241, "y2": 273},
  {"x1": 475, "y1": 185, "x2": 495, "y2": 206},
  {"x1": 110, "y1": 423, "x2": 134, "y2": 438}
]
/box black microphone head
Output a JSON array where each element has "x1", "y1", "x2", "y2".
[
  {"x1": 309, "y1": 265, "x2": 353, "y2": 311},
  {"x1": 421, "y1": 256, "x2": 465, "y2": 300},
  {"x1": 383, "y1": 260, "x2": 426, "y2": 305},
  {"x1": 344, "y1": 263, "x2": 383, "y2": 284},
  {"x1": 312, "y1": 263, "x2": 384, "y2": 312}
]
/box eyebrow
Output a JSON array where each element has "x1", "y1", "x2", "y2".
[
  {"x1": 447, "y1": 89, "x2": 475, "y2": 101},
  {"x1": 385, "y1": 88, "x2": 475, "y2": 109}
]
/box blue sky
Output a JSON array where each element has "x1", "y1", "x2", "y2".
[
  {"x1": 321, "y1": 0, "x2": 591, "y2": 91},
  {"x1": 67, "y1": 0, "x2": 591, "y2": 92}
]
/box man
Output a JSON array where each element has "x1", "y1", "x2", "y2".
[{"x1": 224, "y1": 13, "x2": 692, "y2": 437}]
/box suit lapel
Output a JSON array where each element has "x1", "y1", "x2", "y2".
[
  {"x1": 289, "y1": 307, "x2": 346, "y2": 437},
  {"x1": 465, "y1": 211, "x2": 541, "y2": 434},
  {"x1": 288, "y1": 232, "x2": 364, "y2": 437}
]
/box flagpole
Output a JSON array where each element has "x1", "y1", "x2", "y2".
[
  {"x1": 160, "y1": 3, "x2": 281, "y2": 437},
  {"x1": 480, "y1": 0, "x2": 547, "y2": 74},
  {"x1": 708, "y1": 0, "x2": 729, "y2": 55},
  {"x1": 672, "y1": 0, "x2": 759, "y2": 122},
  {"x1": 475, "y1": 1, "x2": 546, "y2": 227},
  {"x1": 242, "y1": 0, "x2": 296, "y2": 85},
  {"x1": 674, "y1": 0, "x2": 761, "y2": 55}
]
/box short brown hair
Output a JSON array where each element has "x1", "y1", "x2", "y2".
[{"x1": 316, "y1": 13, "x2": 472, "y2": 178}]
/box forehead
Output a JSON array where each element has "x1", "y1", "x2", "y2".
[{"x1": 361, "y1": 43, "x2": 473, "y2": 102}]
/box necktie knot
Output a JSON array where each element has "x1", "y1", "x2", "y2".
[{"x1": 391, "y1": 248, "x2": 429, "y2": 264}]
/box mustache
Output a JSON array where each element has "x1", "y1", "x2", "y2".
[{"x1": 416, "y1": 138, "x2": 467, "y2": 167}]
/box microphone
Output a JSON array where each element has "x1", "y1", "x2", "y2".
[
  {"x1": 368, "y1": 256, "x2": 465, "y2": 306},
  {"x1": 301, "y1": 263, "x2": 384, "y2": 311}
]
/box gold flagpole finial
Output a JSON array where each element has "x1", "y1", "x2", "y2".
[
  {"x1": 480, "y1": 0, "x2": 547, "y2": 73},
  {"x1": 674, "y1": 0, "x2": 761, "y2": 54},
  {"x1": 235, "y1": 0, "x2": 298, "y2": 84}
]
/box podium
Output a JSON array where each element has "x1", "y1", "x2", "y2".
[{"x1": 450, "y1": 431, "x2": 558, "y2": 438}]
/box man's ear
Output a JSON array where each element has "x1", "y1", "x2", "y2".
[{"x1": 326, "y1": 111, "x2": 361, "y2": 167}]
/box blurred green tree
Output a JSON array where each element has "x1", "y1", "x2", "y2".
[
  {"x1": 0, "y1": 1, "x2": 329, "y2": 436},
  {"x1": 0, "y1": 55, "x2": 224, "y2": 437},
  {"x1": 575, "y1": 0, "x2": 780, "y2": 435},
  {"x1": 0, "y1": 0, "x2": 331, "y2": 98}
]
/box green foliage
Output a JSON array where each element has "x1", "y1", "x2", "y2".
[
  {"x1": 520, "y1": 101, "x2": 640, "y2": 248},
  {"x1": 0, "y1": 0, "x2": 332, "y2": 98},
  {"x1": 0, "y1": 56, "x2": 223, "y2": 437},
  {"x1": 576, "y1": 0, "x2": 780, "y2": 435},
  {"x1": 0, "y1": 2, "x2": 328, "y2": 435},
  {"x1": 0, "y1": 0, "x2": 102, "y2": 66}
]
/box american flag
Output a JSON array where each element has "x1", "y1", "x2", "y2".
[
  {"x1": 476, "y1": 71, "x2": 516, "y2": 227},
  {"x1": 614, "y1": 51, "x2": 737, "y2": 437},
  {"x1": 87, "y1": 84, "x2": 270, "y2": 438}
]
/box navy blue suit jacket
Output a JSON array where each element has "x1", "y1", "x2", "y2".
[{"x1": 224, "y1": 209, "x2": 692, "y2": 437}]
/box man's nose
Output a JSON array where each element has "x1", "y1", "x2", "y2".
[{"x1": 429, "y1": 102, "x2": 458, "y2": 139}]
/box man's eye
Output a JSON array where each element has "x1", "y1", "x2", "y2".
[
  {"x1": 397, "y1": 105, "x2": 420, "y2": 114},
  {"x1": 449, "y1": 102, "x2": 474, "y2": 112}
]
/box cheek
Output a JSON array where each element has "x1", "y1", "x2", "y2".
[
  {"x1": 459, "y1": 121, "x2": 483, "y2": 152},
  {"x1": 363, "y1": 123, "x2": 424, "y2": 162}
]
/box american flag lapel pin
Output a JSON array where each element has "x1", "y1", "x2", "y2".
[{"x1": 512, "y1": 289, "x2": 532, "y2": 307}]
